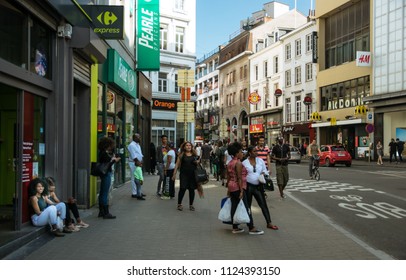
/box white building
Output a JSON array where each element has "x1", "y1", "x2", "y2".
[
  {"x1": 248, "y1": 7, "x2": 308, "y2": 145},
  {"x1": 146, "y1": 0, "x2": 196, "y2": 147}
]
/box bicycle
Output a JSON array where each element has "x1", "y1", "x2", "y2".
[{"x1": 310, "y1": 155, "x2": 320, "y2": 181}]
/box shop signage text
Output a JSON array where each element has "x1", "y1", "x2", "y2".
[
  {"x1": 152, "y1": 99, "x2": 177, "y2": 111},
  {"x1": 107, "y1": 49, "x2": 136, "y2": 98},
  {"x1": 328, "y1": 96, "x2": 363, "y2": 110},
  {"x1": 137, "y1": 0, "x2": 160, "y2": 71},
  {"x1": 250, "y1": 124, "x2": 263, "y2": 133},
  {"x1": 356, "y1": 51, "x2": 371, "y2": 67},
  {"x1": 282, "y1": 126, "x2": 294, "y2": 133},
  {"x1": 82, "y1": 5, "x2": 124, "y2": 39}
]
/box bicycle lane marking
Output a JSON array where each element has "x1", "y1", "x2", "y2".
[{"x1": 284, "y1": 178, "x2": 406, "y2": 259}]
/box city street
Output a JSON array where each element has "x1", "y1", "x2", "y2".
[{"x1": 6, "y1": 160, "x2": 405, "y2": 260}]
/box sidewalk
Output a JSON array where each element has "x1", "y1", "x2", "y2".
[{"x1": 9, "y1": 173, "x2": 384, "y2": 260}]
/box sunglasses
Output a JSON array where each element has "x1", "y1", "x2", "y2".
[{"x1": 253, "y1": 166, "x2": 256, "y2": 173}]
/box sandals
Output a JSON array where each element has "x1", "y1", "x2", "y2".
[
  {"x1": 76, "y1": 221, "x2": 89, "y2": 228},
  {"x1": 177, "y1": 204, "x2": 183, "y2": 211},
  {"x1": 267, "y1": 224, "x2": 279, "y2": 230},
  {"x1": 189, "y1": 205, "x2": 195, "y2": 211}
]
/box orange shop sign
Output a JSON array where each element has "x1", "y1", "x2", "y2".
[
  {"x1": 249, "y1": 124, "x2": 263, "y2": 133},
  {"x1": 248, "y1": 92, "x2": 261, "y2": 105},
  {"x1": 98, "y1": 122, "x2": 116, "y2": 133}
]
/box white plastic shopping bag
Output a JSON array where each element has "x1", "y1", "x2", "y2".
[
  {"x1": 218, "y1": 197, "x2": 232, "y2": 222},
  {"x1": 233, "y1": 199, "x2": 250, "y2": 224}
]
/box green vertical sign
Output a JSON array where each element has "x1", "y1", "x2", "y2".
[
  {"x1": 107, "y1": 49, "x2": 137, "y2": 98},
  {"x1": 137, "y1": 0, "x2": 160, "y2": 71}
]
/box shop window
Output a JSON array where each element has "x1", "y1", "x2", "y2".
[
  {"x1": 30, "y1": 18, "x2": 52, "y2": 79},
  {"x1": 0, "y1": 2, "x2": 27, "y2": 68}
]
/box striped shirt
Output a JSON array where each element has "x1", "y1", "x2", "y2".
[{"x1": 255, "y1": 146, "x2": 270, "y2": 168}]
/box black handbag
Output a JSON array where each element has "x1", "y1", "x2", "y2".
[
  {"x1": 91, "y1": 161, "x2": 112, "y2": 176},
  {"x1": 264, "y1": 176, "x2": 275, "y2": 191},
  {"x1": 194, "y1": 163, "x2": 209, "y2": 184}
]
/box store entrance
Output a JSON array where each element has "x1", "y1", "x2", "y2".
[{"x1": 0, "y1": 85, "x2": 18, "y2": 233}]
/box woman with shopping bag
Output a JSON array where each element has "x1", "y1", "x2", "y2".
[{"x1": 226, "y1": 142, "x2": 264, "y2": 235}]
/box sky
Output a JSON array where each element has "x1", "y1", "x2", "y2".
[{"x1": 196, "y1": 0, "x2": 314, "y2": 59}]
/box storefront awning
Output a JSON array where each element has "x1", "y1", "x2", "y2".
[{"x1": 311, "y1": 118, "x2": 363, "y2": 128}]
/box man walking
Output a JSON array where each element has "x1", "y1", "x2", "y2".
[
  {"x1": 201, "y1": 140, "x2": 212, "y2": 173},
  {"x1": 271, "y1": 137, "x2": 290, "y2": 199},
  {"x1": 388, "y1": 138, "x2": 398, "y2": 163},
  {"x1": 255, "y1": 135, "x2": 271, "y2": 171},
  {"x1": 128, "y1": 133, "x2": 144, "y2": 199},
  {"x1": 307, "y1": 139, "x2": 321, "y2": 178},
  {"x1": 396, "y1": 138, "x2": 404, "y2": 162},
  {"x1": 156, "y1": 135, "x2": 168, "y2": 196}
]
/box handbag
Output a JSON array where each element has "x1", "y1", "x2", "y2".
[
  {"x1": 194, "y1": 163, "x2": 209, "y2": 184},
  {"x1": 258, "y1": 173, "x2": 266, "y2": 184},
  {"x1": 264, "y1": 176, "x2": 275, "y2": 191},
  {"x1": 233, "y1": 199, "x2": 250, "y2": 224},
  {"x1": 218, "y1": 197, "x2": 232, "y2": 222},
  {"x1": 91, "y1": 161, "x2": 111, "y2": 176}
]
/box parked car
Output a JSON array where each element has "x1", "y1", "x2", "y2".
[
  {"x1": 288, "y1": 146, "x2": 301, "y2": 164},
  {"x1": 319, "y1": 145, "x2": 352, "y2": 167}
]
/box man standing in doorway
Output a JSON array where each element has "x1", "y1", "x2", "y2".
[
  {"x1": 155, "y1": 135, "x2": 168, "y2": 196},
  {"x1": 128, "y1": 133, "x2": 144, "y2": 199},
  {"x1": 271, "y1": 137, "x2": 291, "y2": 199}
]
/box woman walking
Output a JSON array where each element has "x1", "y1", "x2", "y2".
[
  {"x1": 97, "y1": 137, "x2": 121, "y2": 219},
  {"x1": 172, "y1": 141, "x2": 198, "y2": 211},
  {"x1": 376, "y1": 140, "x2": 383, "y2": 165},
  {"x1": 226, "y1": 142, "x2": 264, "y2": 235},
  {"x1": 242, "y1": 146, "x2": 278, "y2": 230}
]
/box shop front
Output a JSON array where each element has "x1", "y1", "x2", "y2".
[
  {"x1": 102, "y1": 49, "x2": 137, "y2": 187},
  {"x1": 281, "y1": 124, "x2": 311, "y2": 148},
  {"x1": 151, "y1": 98, "x2": 178, "y2": 147}
]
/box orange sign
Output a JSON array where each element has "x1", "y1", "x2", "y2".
[
  {"x1": 181, "y1": 87, "x2": 191, "y2": 102},
  {"x1": 249, "y1": 124, "x2": 263, "y2": 133},
  {"x1": 248, "y1": 92, "x2": 261, "y2": 105}
]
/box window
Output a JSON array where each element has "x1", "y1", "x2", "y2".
[
  {"x1": 286, "y1": 98, "x2": 291, "y2": 123},
  {"x1": 305, "y1": 101, "x2": 312, "y2": 121},
  {"x1": 255, "y1": 65, "x2": 258, "y2": 81},
  {"x1": 285, "y1": 70, "x2": 291, "y2": 87},
  {"x1": 274, "y1": 83, "x2": 279, "y2": 107},
  {"x1": 285, "y1": 44, "x2": 291, "y2": 60},
  {"x1": 175, "y1": 26, "x2": 184, "y2": 53},
  {"x1": 158, "y1": 72, "x2": 167, "y2": 92},
  {"x1": 295, "y1": 39, "x2": 302, "y2": 56},
  {"x1": 240, "y1": 66, "x2": 243, "y2": 80},
  {"x1": 256, "y1": 39, "x2": 264, "y2": 52},
  {"x1": 175, "y1": 0, "x2": 184, "y2": 11},
  {"x1": 160, "y1": 23, "x2": 168, "y2": 50},
  {"x1": 273, "y1": 56, "x2": 279, "y2": 73},
  {"x1": 243, "y1": 65, "x2": 248, "y2": 78},
  {"x1": 264, "y1": 61, "x2": 268, "y2": 78},
  {"x1": 175, "y1": 74, "x2": 180, "y2": 93},
  {"x1": 306, "y1": 33, "x2": 312, "y2": 52},
  {"x1": 295, "y1": 96, "x2": 301, "y2": 122},
  {"x1": 295, "y1": 66, "x2": 302, "y2": 84},
  {"x1": 305, "y1": 63, "x2": 313, "y2": 81}
]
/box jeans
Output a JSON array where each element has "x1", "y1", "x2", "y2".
[
  {"x1": 156, "y1": 163, "x2": 164, "y2": 194},
  {"x1": 99, "y1": 172, "x2": 112, "y2": 206},
  {"x1": 246, "y1": 183, "x2": 272, "y2": 225},
  {"x1": 165, "y1": 169, "x2": 175, "y2": 197},
  {"x1": 54, "y1": 202, "x2": 66, "y2": 220},
  {"x1": 31, "y1": 205, "x2": 58, "y2": 227},
  {"x1": 128, "y1": 161, "x2": 137, "y2": 195},
  {"x1": 134, "y1": 178, "x2": 143, "y2": 196}
]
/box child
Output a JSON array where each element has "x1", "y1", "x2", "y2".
[{"x1": 134, "y1": 161, "x2": 145, "y2": 200}]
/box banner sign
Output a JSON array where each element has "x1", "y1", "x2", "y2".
[
  {"x1": 107, "y1": 49, "x2": 136, "y2": 98},
  {"x1": 312, "y1": 31, "x2": 318, "y2": 63},
  {"x1": 356, "y1": 51, "x2": 371, "y2": 67},
  {"x1": 82, "y1": 5, "x2": 124, "y2": 39},
  {"x1": 137, "y1": 0, "x2": 160, "y2": 71}
]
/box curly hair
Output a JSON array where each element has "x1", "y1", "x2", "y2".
[
  {"x1": 227, "y1": 142, "x2": 242, "y2": 157},
  {"x1": 28, "y1": 178, "x2": 48, "y2": 197},
  {"x1": 98, "y1": 136, "x2": 115, "y2": 151}
]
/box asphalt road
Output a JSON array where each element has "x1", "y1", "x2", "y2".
[{"x1": 286, "y1": 162, "x2": 406, "y2": 260}]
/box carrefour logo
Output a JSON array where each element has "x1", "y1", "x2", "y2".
[{"x1": 97, "y1": 11, "x2": 118, "y2": 26}]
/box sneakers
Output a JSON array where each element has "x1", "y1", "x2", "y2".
[
  {"x1": 249, "y1": 229, "x2": 264, "y2": 235},
  {"x1": 232, "y1": 228, "x2": 245, "y2": 234},
  {"x1": 137, "y1": 196, "x2": 146, "y2": 200},
  {"x1": 76, "y1": 221, "x2": 89, "y2": 228},
  {"x1": 68, "y1": 224, "x2": 80, "y2": 232},
  {"x1": 161, "y1": 196, "x2": 170, "y2": 200}
]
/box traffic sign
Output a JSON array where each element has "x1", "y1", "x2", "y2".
[
  {"x1": 177, "y1": 107, "x2": 195, "y2": 113},
  {"x1": 178, "y1": 70, "x2": 195, "y2": 87},
  {"x1": 177, "y1": 112, "x2": 195, "y2": 122}
]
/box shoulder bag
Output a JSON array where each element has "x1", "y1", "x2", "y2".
[
  {"x1": 194, "y1": 163, "x2": 209, "y2": 185},
  {"x1": 91, "y1": 161, "x2": 112, "y2": 176}
]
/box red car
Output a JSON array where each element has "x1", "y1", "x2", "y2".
[{"x1": 319, "y1": 145, "x2": 352, "y2": 167}]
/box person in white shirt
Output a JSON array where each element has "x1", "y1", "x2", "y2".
[
  {"x1": 162, "y1": 142, "x2": 176, "y2": 199},
  {"x1": 127, "y1": 133, "x2": 144, "y2": 198},
  {"x1": 242, "y1": 145, "x2": 278, "y2": 230}
]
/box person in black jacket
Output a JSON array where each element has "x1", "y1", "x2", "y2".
[
  {"x1": 388, "y1": 138, "x2": 398, "y2": 163},
  {"x1": 97, "y1": 137, "x2": 120, "y2": 219},
  {"x1": 149, "y1": 142, "x2": 157, "y2": 174},
  {"x1": 396, "y1": 138, "x2": 404, "y2": 162}
]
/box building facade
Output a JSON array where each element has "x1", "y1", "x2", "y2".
[{"x1": 147, "y1": 0, "x2": 196, "y2": 149}]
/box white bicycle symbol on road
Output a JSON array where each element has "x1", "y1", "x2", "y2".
[{"x1": 329, "y1": 194, "x2": 363, "y2": 202}]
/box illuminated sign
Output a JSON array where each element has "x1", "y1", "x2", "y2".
[{"x1": 152, "y1": 99, "x2": 177, "y2": 111}]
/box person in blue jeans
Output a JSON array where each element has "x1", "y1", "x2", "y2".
[
  {"x1": 97, "y1": 137, "x2": 121, "y2": 219},
  {"x1": 134, "y1": 160, "x2": 145, "y2": 200}
]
